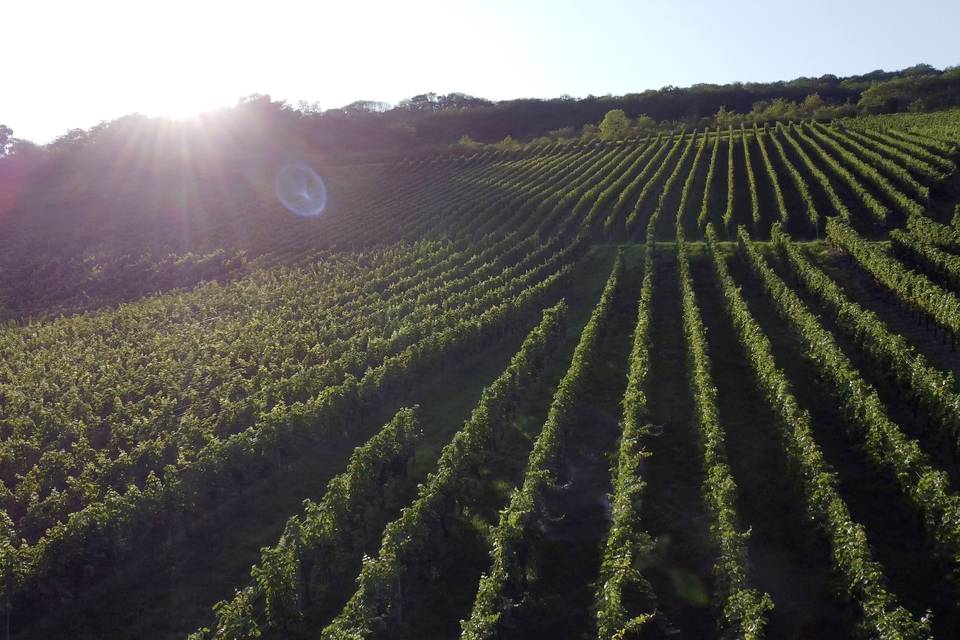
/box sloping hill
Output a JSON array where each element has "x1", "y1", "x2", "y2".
[{"x1": 2, "y1": 109, "x2": 960, "y2": 639}]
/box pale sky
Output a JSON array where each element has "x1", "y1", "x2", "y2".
[{"x1": 4, "y1": 0, "x2": 959, "y2": 143}]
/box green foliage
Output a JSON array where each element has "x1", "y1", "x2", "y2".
[
  {"x1": 767, "y1": 124, "x2": 820, "y2": 232},
  {"x1": 778, "y1": 123, "x2": 854, "y2": 222},
  {"x1": 697, "y1": 127, "x2": 722, "y2": 228},
  {"x1": 580, "y1": 123, "x2": 601, "y2": 142},
  {"x1": 600, "y1": 110, "x2": 633, "y2": 141},
  {"x1": 676, "y1": 127, "x2": 710, "y2": 228},
  {"x1": 677, "y1": 225, "x2": 773, "y2": 638},
  {"x1": 200, "y1": 407, "x2": 422, "y2": 638},
  {"x1": 494, "y1": 135, "x2": 522, "y2": 151},
  {"x1": 891, "y1": 227, "x2": 960, "y2": 289},
  {"x1": 836, "y1": 125, "x2": 947, "y2": 181},
  {"x1": 753, "y1": 123, "x2": 790, "y2": 224},
  {"x1": 792, "y1": 122, "x2": 888, "y2": 224},
  {"x1": 722, "y1": 126, "x2": 735, "y2": 230},
  {"x1": 756, "y1": 222, "x2": 960, "y2": 574},
  {"x1": 703, "y1": 94, "x2": 858, "y2": 129},
  {"x1": 322, "y1": 302, "x2": 568, "y2": 639},
  {"x1": 3, "y1": 108, "x2": 960, "y2": 638},
  {"x1": 624, "y1": 129, "x2": 689, "y2": 233},
  {"x1": 806, "y1": 123, "x2": 925, "y2": 217},
  {"x1": 741, "y1": 123, "x2": 761, "y2": 227},
  {"x1": 710, "y1": 225, "x2": 931, "y2": 639},
  {"x1": 603, "y1": 135, "x2": 666, "y2": 231},
  {"x1": 825, "y1": 123, "x2": 930, "y2": 202},
  {"x1": 827, "y1": 218, "x2": 960, "y2": 338},
  {"x1": 630, "y1": 129, "x2": 698, "y2": 237},
  {"x1": 2, "y1": 200, "x2": 583, "y2": 607},
  {"x1": 565, "y1": 144, "x2": 642, "y2": 232},
  {"x1": 461, "y1": 256, "x2": 622, "y2": 639},
  {"x1": 583, "y1": 139, "x2": 660, "y2": 229},
  {"x1": 714, "y1": 106, "x2": 738, "y2": 129},
  {"x1": 779, "y1": 226, "x2": 960, "y2": 452},
  {"x1": 907, "y1": 214, "x2": 960, "y2": 250},
  {"x1": 859, "y1": 74, "x2": 960, "y2": 114},
  {"x1": 457, "y1": 135, "x2": 481, "y2": 150},
  {"x1": 634, "y1": 114, "x2": 656, "y2": 131},
  {"x1": 595, "y1": 218, "x2": 663, "y2": 639},
  {"x1": 532, "y1": 143, "x2": 636, "y2": 238}
]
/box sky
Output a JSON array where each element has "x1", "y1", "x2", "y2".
[{"x1": 3, "y1": 0, "x2": 959, "y2": 143}]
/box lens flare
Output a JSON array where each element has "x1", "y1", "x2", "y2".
[{"x1": 275, "y1": 164, "x2": 327, "y2": 217}]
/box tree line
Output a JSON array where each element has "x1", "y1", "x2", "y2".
[{"x1": 1, "y1": 63, "x2": 959, "y2": 167}]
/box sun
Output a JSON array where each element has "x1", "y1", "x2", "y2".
[
  {"x1": 149, "y1": 100, "x2": 204, "y2": 120},
  {"x1": 145, "y1": 91, "x2": 229, "y2": 121},
  {"x1": 136, "y1": 73, "x2": 239, "y2": 121}
]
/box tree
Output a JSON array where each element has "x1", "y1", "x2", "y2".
[
  {"x1": 633, "y1": 114, "x2": 655, "y2": 132},
  {"x1": 6, "y1": 139, "x2": 42, "y2": 159},
  {"x1": 580, "y1": 123, "x2": 600, "y2": 142},
  {"x1": 546, "y1": 126, "x2": 576, "y2": 140},
  {"x1": 901, "y1": 63, "x2": 937, "y2": 77},
  {"x1": 598, "y1": 109, "x2": 630, "y2": 140},
  {"x1": 0, "y1": 125, "x2": 12, "y2": 157},
  {"x1": 494, "y1": 135, "x2": 521, "y2": 151},
  {"x1": 457, "y1": 134, "x2": 480, "y2": 150},
  {"x1": 48, "y1": 128, "x2": 90, "y2": 153},
  {"x1": 397, "y1": 93, "x2": 440, "y2": 111},
  {"x1": 236, "y1": 94, "x2": 275, "y2": 109},
  {"x1": 297, "y1": 100, "x2": 323, "y2": 114},
  {"x1": 340, "y1": 100, "x2": 392, "y2": 114},
  {"x1": 437, "y1": 93, "x2": 492, "y2": 110},
  {"x1": 751, "y1": 97, "x2": 797, "y2": 122},
  {"x1": 798, "y1": 93, "x2": 825, "y2": 115},
  {"x1": 713, "y1": 105, "x2": 739, "y2": 128}
]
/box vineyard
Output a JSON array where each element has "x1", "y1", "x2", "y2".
[{"x1": 2, "y1": 107, "x2": 960, "y2": 640}]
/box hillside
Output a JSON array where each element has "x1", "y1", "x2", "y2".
[{"x1": 1, "y1": 108, "x2": 960, "y2": 640}]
